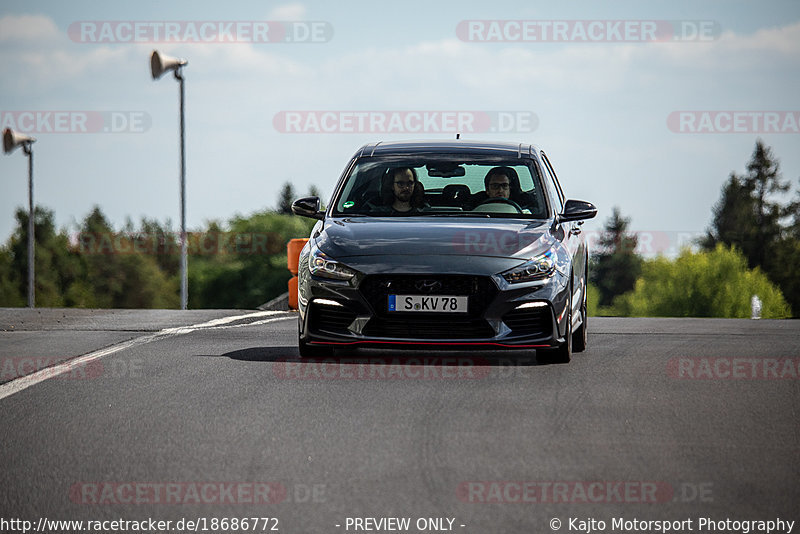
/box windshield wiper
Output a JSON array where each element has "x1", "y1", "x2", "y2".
[{"x1": 423, "y1": 212, "x2": 492, "y2": 217}]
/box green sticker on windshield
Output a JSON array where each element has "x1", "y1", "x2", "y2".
[{"x1": 343, "y1": 201, "x2": 355, "y2": 208}]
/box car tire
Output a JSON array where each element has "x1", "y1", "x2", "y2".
[
  {"x1": 572, "y1": 288, "x2": 587, "y2": 353},
  {"x1": 538, "y1": 297, "x2": 572, "y2": 364},
  {"x1": 298, "y1": 337, "x2": 333, "y2": 358}
]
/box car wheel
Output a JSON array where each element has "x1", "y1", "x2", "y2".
[
  {"x1": 572, "y1": 289, "x2": 587, "y2": 353},
  {"x1": 298, "y1": 337, "x2": 333, "y2": 358}
]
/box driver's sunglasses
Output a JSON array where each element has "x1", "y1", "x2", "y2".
[{"x1": 489, "y1": 183, "x2": 510, "y2": 190}]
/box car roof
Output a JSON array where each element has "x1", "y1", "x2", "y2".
[{"x1": 354, "y1": 139, "x2": 543, "y2": 159}]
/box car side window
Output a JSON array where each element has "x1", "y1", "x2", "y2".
[
  {"x1": 539, "y1": 153, "x2": 563, "y2": 215},
  {"x1": 542, "y1": 154, "x2": 566, "y2": 206}
]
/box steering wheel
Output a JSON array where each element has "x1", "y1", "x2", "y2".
[{"x1": 476, "y1": 197, "x2": 523, "y2": 213}]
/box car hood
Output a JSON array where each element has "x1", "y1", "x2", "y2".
[{"x1": 316, "y1": 217, "x2": 554, "y2": 261}]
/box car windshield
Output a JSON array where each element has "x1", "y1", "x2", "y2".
[{"x1": 332, "y1": 157, "x2": 548, "y2": 218}]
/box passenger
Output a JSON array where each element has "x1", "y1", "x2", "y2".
[{"x1": 375, "y1": 167, "x2": 426, "y2": 214}]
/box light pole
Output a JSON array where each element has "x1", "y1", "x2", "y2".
[
  {"x1": 3, "y1": 128, "x2": 37, "y2": 308},
  {"x1": 151, "y1": 50, "x2": 189, "y2": 310}
]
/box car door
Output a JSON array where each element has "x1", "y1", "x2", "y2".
[{"x1": 540, "y1": 152, "x2": 587, "y2": 312}]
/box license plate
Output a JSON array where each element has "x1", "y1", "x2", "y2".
[{"x1": 388, "y1": 295, "x2": 468, "y2": 313}]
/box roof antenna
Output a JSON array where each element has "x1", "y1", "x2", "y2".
[{"x1": 456, "y1": 132, "x2": 461, "y2": 139}]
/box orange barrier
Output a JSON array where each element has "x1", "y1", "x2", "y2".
[
  {"x1": 287, "y1": 238, "x2": 308, "y2": 275},
  {"x1": 288, "y1": 275, "x2": 299, "y2": 310},
  {"x1": 287, "y1": 238, "x2": 309, "y2": 309}
]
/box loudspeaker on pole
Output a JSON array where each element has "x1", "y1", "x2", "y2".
[
  {"x1": 3, "y1": 128, "x2": 36, "y2": 154},
  {"x1": 150, "y1": 50, "x2": 188, "y2": 80}
]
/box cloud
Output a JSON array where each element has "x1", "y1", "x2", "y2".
[
  {"x1": 723, "y1": 20, "x2": 800, "y2": 57},
  {"x1": 0, "y1": 15, "x2": 149, "y2": 96},
  {"x1": 0, "y1": 14, "x2": 59, "y2": 43},
  {"x1": 268, "y1": 3, "x2": 308, "y2": 20},
  {"x1": 4, "y1": 13, "x2": 798, "y2": 106}
]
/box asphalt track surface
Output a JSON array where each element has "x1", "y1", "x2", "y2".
[{"x1": 1, "y1": 308, "x2": 798, "y2": 533}]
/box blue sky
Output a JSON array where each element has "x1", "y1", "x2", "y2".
[{"x1": 1, "y1": 1, "x2": 799, "y2": 252}]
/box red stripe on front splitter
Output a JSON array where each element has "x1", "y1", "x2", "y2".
[{"x1": 310, "y1": 340, "x2": 550, "y2": 348}]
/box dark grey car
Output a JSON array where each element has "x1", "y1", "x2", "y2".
[{"x1": 291, "y1": 140, "x2": 597, "y2": 363}]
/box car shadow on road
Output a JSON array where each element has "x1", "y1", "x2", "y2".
[
  {"x1": 218, "y1": 346, "x2": 559, "y2": 367},
  {"x1": 218, "y1": 346, "x2": 298, "y2": 361}
]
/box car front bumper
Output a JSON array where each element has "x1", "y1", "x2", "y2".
[{"x1": 298, "y1": 258, "x2": 571, "y2": 350}]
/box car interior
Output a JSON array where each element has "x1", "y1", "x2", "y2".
[{"x1": 335, "y1": 161, "x2": 547, "y2": 217}]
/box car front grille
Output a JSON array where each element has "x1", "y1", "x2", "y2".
[
  {"x1": 502, "y1": 305, "x2": 552, "y2": 337},
  {"x1": 360, "y1": 275, "x2": 496, "y2": 315},
  {"x1": 358, "y1": 274, "x2": 497, "y2": 340}
]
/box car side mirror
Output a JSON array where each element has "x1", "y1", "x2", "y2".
[
  {"x1": 291, "y1": 196, "x2": 325, "y2": 220},
  {"x1": 559, "y1": 199, "x2": 597, "y2": 222}
]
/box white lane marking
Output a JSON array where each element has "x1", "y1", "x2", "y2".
[
  {"x1": 179, "y1": 310, "x2": 288, "y2": 329},
  {"x1": 0, "y1": 311, "x2": 295, "y2": 401},
  {"x1": 209, "y1": 316, "x2": 296, "y2": 330}
]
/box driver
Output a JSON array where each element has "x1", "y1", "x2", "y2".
[
  {"x1": 469, "y1": 166, "x2": 523, "y2": 207},
  {"x1": 485, "y1": 168, "x2": 512, "y2": 199}
]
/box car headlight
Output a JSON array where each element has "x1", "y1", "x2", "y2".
[
  {"x1": 309, "y1": 244, "x2": 357, "y2": 281},
  {"x1": 501, "y1": 249, "x2": 556, "y2": 283}
]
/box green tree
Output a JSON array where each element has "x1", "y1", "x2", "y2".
[
  {"x1": 699, "y1": 173, "x2": 758, "y2": 256},
  {"x1": 589, "y1": 207, "x2": 643, "y2": 307},
  {"x1": 0, "y1": 244, "x2": 23, "y2": 306},
  {"x1": 785, "y1": 178, "x2": 800, "y2": 239},
  {"x1": 702, "y1": 141, "x2": 797, "y2": 314},
  {"x1": 277, "y1": 182, "x2": 296, "y2": 214},
  {"x1": 702, "y1": 140, "x2": 789, "y2": 271},
  {"x1": 747, "y1": 142, "x2": 789, "y2": 272},
  {"x1": 189, "y1": 211, "x2": 316, "y2": 308},
  {"x1": 615, "y1": 245, "x2": 790, "y2": 318},
  {"x1": 75, "y1": 207, "x2": 122, "y2": 307},
  {"x1": 769, "y1": 178, "x2": 800, "y2": 316},
  {"x1": 137, "y1": 217, "x2": 179, "y2": 277},
  {"x1": 0, "y1": 203, "x2": 317, "y2": 309},
  {"x1": 6, "y1": 206, "x2": 84, "y2": 307},
  {"x1": 770, "y1": 239, "x2": 800, "y2": 317},
  {"x1": 75, "y1": 206, "x2": 178, "y2": 308}
]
